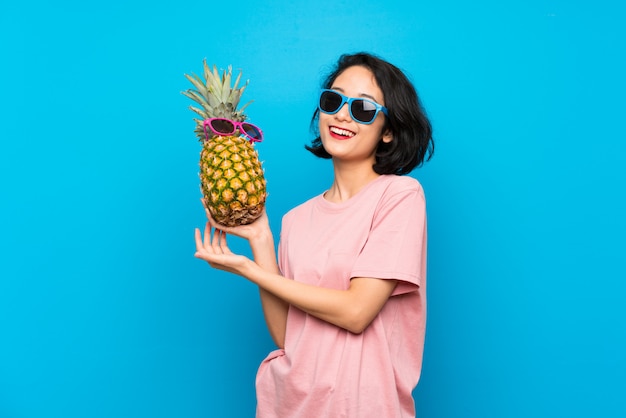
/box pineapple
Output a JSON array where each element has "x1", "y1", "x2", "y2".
[{"x1": 183, "y1": 60, "x2": 266, "y2": 226}]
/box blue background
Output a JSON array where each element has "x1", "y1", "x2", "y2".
[{"x1": 1, "y1": 0, "x2": 625, "y2": 417}]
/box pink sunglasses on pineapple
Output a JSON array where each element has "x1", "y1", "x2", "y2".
[{"x1": 203, "y1": 118, "x2": 264, "y2": 143}]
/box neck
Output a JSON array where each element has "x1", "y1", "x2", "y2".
[{"x1": 324, "y1": 161, "x2": 380, "y2": 203}]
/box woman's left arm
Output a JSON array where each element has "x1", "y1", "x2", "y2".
[{"x1": 194, "y1": 225, "x2": 396, "y2": 334}]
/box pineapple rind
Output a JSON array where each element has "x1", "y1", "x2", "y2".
[{"x1": 199, "y1": 135, "x2": 266, "y2": 226}]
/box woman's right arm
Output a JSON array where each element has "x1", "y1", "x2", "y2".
[
  {"x1": 247, "y1": 226, "x2": 288, "y2": 349},
  {"x1": 205, "y1": 205, "x2": 288, "y2": 348}
]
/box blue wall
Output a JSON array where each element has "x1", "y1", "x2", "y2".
[{"x1": 1, "y1": 1, "x2": 624, "y2": 417}]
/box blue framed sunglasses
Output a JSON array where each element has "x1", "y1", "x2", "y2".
[{"x1": 318, "y1": 89, "x2": 388, "y2": 125}]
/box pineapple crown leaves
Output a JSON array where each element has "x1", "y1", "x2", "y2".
[{"x1": 182, "y1": 60, "x2": 252, "y2": 126}]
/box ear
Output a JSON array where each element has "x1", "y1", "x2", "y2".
[{"x1": 381, "y1": 129, "x2": 393, "y2": 143}]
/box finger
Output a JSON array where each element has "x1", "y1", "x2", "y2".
[
  {"x1": 201, "y1": 199, "x2": 224, "y2": 230},
  {"x1": 206, "y1": 211, "x2": 228, "y2": 232},
  {"x1": 211, "y1": 228, "x2": 223, "y2": 253},
  {"x1": 202, "y1": 198, "x2": 212, "y2": 218},
  {"x1": 194, "y1": 228, "x2": 203, "y2": 252},
  {"x1": 203, "y1": 208, "x2": 240, "y2": 235},
  {"x1": 203, "y1": 222, "x2": 212, "y2": 249},
  {"x1": 194, "y1": 227, "x2": 212, "y2": 260},
  {"x1": 220, "y1": 230, "x2": 234, "y2": 255},
  {"x1": 205, "y1": 209, "x2": 216, "y2": 225},
  {"x1": 202, "y1": 199, "x2": 223, "y2": 228}
]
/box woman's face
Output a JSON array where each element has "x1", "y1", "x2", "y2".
[{"x1": 318, "y1": 65, "x2": 392, "y2": 166}]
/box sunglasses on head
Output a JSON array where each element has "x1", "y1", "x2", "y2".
[
  {"x1": 203, "y1": 118, "x2": 263, "y2": 143},
  {"x1": 318, "y1": 89, "x2": 388, "y2": 125}
]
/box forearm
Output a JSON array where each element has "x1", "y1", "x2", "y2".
[
  {"x1": 248, "y1": 228, "x2": 279, "y2": 274},
  {"x1": 259, "y1": 288, "x2": 288, "y2": 348},
  {"x1": 242, "y1": 262, "x2": 395, "y2": 334},
  {"x1": 195, "y1": 222, "x2": 393, "y2": 337},
  {"x1": 248, "y1": 230, "x2": 289, "y2": 347}
]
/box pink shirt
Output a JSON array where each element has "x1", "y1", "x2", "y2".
[{"x1": 256, "y1": 175, "x2": 427, "y2": 418}]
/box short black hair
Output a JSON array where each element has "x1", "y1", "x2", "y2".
[{"x1": 306, "y1": 52, "x2": 434, "y2": 175}]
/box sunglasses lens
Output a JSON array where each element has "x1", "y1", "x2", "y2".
[
  {"x1": 210, "y1": 119, "x2": 235, "y2": 135},
  {"x1": 241, "y1": 123, "x2": 262, "y2": 141},
  {"x1": 320, "y1": 91, "x2": 343, "y2": 113},
  {"x1": 351, "y1": 100, "x2": 377, "y2": 123},
  {"x1": 319, "y1": 91, "x2": 380, "y2": 124}
]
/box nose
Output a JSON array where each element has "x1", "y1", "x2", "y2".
[{"x1": 335, "y1": 102, "x2": 352, "y2": 121}]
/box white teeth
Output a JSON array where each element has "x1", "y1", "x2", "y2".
[{"x1": 330, "y1": 127, "x2": 355, "y2": 137}]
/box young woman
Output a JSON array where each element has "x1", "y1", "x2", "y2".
[{"x1": 195, "y1": 52, "x2": 434, "y2": 418}]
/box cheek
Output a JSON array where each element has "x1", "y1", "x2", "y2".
[
  {"x1": 318, "y1": 113, "x2": 332, "y2": 127},
  {"x1": 364, "y1": 123, "x2": 386, "y2": 140}
]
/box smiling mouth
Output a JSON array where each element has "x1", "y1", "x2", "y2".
[{"x1": 329, "y1": 126, "x2": 355, "y2": 139}]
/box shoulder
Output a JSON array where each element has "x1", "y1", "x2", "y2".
[
  {"x1": 281, "y1": 193, "x2": 320, "y2": 225},
  {"x1": 377, "y1": 175, "x2": 424, "y2": 199},
  {"x1": 371, "y1": 175, "x2": 426, "y2": 221}
]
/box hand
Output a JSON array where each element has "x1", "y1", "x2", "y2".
[
  {"x1": 201, "y1": 198, "x2": 271, "y2": 242},
  {"x1": 194, "y1": 222, "x2": 252, "y2": 276}
]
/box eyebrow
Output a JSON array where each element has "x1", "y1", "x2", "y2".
[{"x1": 330, "y1": 86, "x2": 381, "y2": 103}]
